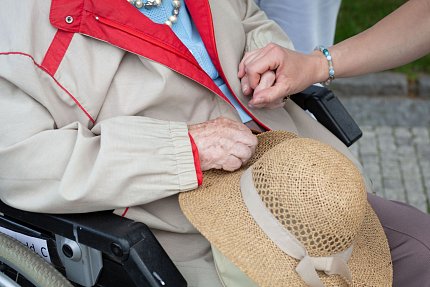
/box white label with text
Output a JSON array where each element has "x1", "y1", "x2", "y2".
[{"x1": 0, "y1": 226, "x2": 51, "y2": 263}]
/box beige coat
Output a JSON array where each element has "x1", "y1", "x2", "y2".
[{"x1": 0, "y1": 0, "x2": 369, "y2": 285}]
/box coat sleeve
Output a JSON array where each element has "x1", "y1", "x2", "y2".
[
  {"x1": 240, "y1": 0, "x2": 295, "y2": 52},
  {"x1": 0, "y1": 77, "x2": 199, "y2": 213}
]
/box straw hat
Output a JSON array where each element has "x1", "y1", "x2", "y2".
[{"x1": 179, "y1": 131, "x2": 392, "y2": 286}]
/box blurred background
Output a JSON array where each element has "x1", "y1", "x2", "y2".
[
  {"x1": 335, "y1": 0, "x2": 430, "y2": 80},
  {"x1": 334, "y1": 0, "x2": 430, "y2": 213}
]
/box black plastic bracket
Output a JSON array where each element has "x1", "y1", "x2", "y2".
[{"x1": 291, "y1": 85, "x2": 362, "y2": 147}]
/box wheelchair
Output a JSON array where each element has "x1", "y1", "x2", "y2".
[
  {"x1": 0, "y1": 200, "x2": 186, "y2": 287},
  {"x1": 0, "y1": 86, "x2": 362, "y2": 287}
]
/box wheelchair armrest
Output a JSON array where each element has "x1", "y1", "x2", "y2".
[
  {"x1": 0, "y1": 200, "x2": 187, "y2": 287},
  {"x1": 291, "y1": 85, "x2": 362, "y2": 146}
]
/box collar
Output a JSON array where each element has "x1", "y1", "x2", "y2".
[
  {"x1": 49, "y1": 0, "x2": 193, "y2": 61},
  {"x1": 49, "y1": 0, "x2": 231, "y2": 103}
]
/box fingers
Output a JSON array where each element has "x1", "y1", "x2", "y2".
[
  {"x1": 221, "y1": 118, "x2": 258, "y2": 147},
  {"x1": 238, "y1": 49, "x2": 261, "y2": 78},
  {"x1": 239, "y1": 50, "x2": 263, "y2": 96},
  {"x1": 229, "y1": 142, "x2": 253, "y2": 163},
  {"x1": 241, "y1": 74, "x2": 252, "y2": 96},
  {"x1": 239, "y1": 43, "x2": 318, "y2": 108},
  {"x1": 217, "y1": 140, "x2": 254, "y2": 171},
  {"x1": 221, "y1": 156, "x2": 243, "y2": 172},
  {"x1": 254, "y1": 70, "x2": 276, "y2": 93},
  {"x1": 249, "y1": 83, "x2": 289, "y2": 109},
  {"x1": 239, "y1": 44, "x2": 289, "y2": 107},
  {"x1": 239, "y1": 44, "x2": 282, "y2": 89},
  {"x1": 247, "y1": 70, "x2": 286, "y2": 109},
  {"x1": 188, "y1": 117, "x2": 258, "y2": 172}
]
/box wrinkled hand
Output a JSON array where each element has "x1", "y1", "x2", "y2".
[
  {"x1": 188, "y1": 117, "x2": 258, "y2": 172},
  {"x1": 238, "y1": 43, "x2": 324, "y2": 108}
]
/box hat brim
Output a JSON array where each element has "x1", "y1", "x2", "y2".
[{"x1": 179, "y1": 131, "x2": 392, "y2": 286}]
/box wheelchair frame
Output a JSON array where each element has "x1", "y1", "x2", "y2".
[{"x1": 0, "y1": 200, "x2": 186, "y2": 287}]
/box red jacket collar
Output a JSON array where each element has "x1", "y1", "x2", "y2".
[
  {"x1": 50, "y1": 0, "x2": 193, "y2": 61},
  {"x1": 49, "y1": 0, "x2": 231, "y2": 103}
]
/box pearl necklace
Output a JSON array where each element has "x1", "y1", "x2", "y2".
[{"x1": 128, "y1": 0, "x2": 181, "y2": 27}]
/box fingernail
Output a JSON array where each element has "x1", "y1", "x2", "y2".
[{"x1": 242, "y1": 85, "x2": 249, "y2": 94}]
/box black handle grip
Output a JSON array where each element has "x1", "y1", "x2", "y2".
[{"x1": 291, "y1": 85, "x2": 362, "y2": 147}]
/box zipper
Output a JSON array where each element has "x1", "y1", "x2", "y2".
[{"x1": 94, "y1": 15, "x2": 198, "y2": 67}]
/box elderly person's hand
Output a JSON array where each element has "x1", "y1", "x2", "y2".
[
  {"x1": 188, "y1": 117, "x2": 258, "y2": 172},
  {"x1": 241, "y1": 70, "x2": 285, "y2": 109},
  {"x1": 238, "y1": 43, "x2": 325, "y2": 108}
]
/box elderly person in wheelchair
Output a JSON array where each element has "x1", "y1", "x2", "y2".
[{"x1": 1, "y1": 0, "x2": 429, "y2": 286}]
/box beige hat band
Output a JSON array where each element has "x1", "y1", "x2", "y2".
[{"x1": 240, "y1": 168, "x2": 353, "y2": 287}]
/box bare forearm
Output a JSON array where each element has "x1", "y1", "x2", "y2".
[
  {"x1": 238, "y1": 0, "x2": 430, "y2": 106},
  {"x1": 327, "y1": 0, "x2": 430, "y2": 79}
]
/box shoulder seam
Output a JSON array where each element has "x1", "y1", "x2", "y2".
[{"x1": 0, "y1": 52, "x2": 95, "y2": 123}]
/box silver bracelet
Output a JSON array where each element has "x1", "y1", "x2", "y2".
[{"x1": 314, "y1": 45, "x2": 335, "y2": 85}]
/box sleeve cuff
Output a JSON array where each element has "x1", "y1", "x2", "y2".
[{"x1": 188, "y1": 132, "x2": 203, "y2": 186}]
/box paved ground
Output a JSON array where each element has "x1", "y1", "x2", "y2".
[{"x1": 339, "y1": 95, "x2": 430, "y2": 213}]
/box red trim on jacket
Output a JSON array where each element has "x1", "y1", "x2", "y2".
[
  {"x1": 186, "y1": 1, "x2": 269, "y2": 131},
  {"x1": 48, "y1": 0, "x2": 268, "y2": 129},
  {"x1": 121, "y1": 207, "x2": 129, "y2": 217},
  {"x1": 0, "y1": 52, "x2": 95, "y2": 123},
  {"x1": 188, "y1": 133, "x2": 203, "y2": 186},
  {"x1": 49, "y1": 0, "x2": 231, "y2": 104},
  {"x1": 41, "y1": 30, "x2": 74, "y2": 75}
]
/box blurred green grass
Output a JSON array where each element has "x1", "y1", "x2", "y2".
[{"x1": 335, "y1": 0, "x2": 430, "y2": 79}]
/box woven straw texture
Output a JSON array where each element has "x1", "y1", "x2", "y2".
[
  {"x1": 252, "y1": 137, "x2": 366, "y2": 257},
  {"x1": 179, "y1": 131, "x2": 392, "y2": 286}
]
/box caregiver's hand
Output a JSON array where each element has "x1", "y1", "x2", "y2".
[{"x1": 238, "y1": 43, "x2": 326, "y2": 108}]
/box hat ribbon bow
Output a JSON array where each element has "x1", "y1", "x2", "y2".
[
  {"x1": 240, "y1": 168, "x2": 353, "y2": 287},
  {"x1": 295, "y1": 247, "x2": 353, "y2": 286}
]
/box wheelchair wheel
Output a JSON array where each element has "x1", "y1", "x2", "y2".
[{"x1": 0, "y1": 232, "x2": 73, "y2": 287}]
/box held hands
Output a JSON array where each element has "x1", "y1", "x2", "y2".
[
  {"x1": 238, "y1": 43, "x2": 324, "y2": 108},
  {"x1": 188, "y1": 44, "x2": 328, "y2": 171},
  {"x1": 242, "y1": 70, "x2": 285, "y2": 109},
  {"x1": 188, "y1": 117, "x2": 258, "y2": 172}
]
